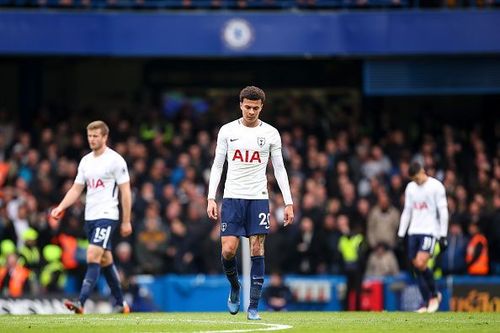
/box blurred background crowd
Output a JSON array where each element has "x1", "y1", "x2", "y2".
[{"x1": 0, "y1": 89, "x2": 499, "y2": 298}]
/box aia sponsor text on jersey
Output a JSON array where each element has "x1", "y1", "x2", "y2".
[
  {"x1": 232, "y1": 149, "x2": 262, "y2": 163},
  {"x1": 87, "y1": 178, "x2": 105, "y2": 189},
  {"x1": 413, "y1": 201, "x2": 428, "y2": 210}
]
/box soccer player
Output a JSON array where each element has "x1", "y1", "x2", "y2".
[
  {"x1": 397, "y1": 162, "x2": 448, "y2": 313},
  {"x1": 207, "y1": 86, "x2": 294, "y2": 320},
  {"x1": 51, "y1": 120, "x2": 132, "y2": 314}
]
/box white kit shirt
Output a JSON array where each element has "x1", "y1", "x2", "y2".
[
  {"x1": 75, "y1": 147, "x2": 130, "y2": 221},
  {"x1": 398, "y1": 176, "x2": 449, "y2": 238},
  {"x1": 208, "y1": 119, "x2": 292, "y2": 204}
]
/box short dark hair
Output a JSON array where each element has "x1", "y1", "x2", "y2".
[
  {"x1": 408, "y1": 162, "x2": 423, "y2": 178},
  {"x1": 240, "y1": 86, "x2": 265, "y2": 103}
]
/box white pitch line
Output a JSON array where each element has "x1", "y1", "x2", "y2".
[
  {"x1": 33, "y1": 316, "x2": 293, "y2": 333},
  {"x1": 187, "y1": 320, "x2": 292, "y2": 333},
  {"x1": 196, "y1": 322, "x2": 293, "y2": 333}
]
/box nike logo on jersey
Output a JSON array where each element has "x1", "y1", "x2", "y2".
[{"x1": 230, "y1": 138, "x2": 239, "y2": 142}]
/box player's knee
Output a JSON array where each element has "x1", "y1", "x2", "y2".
[
  {"x1": 222, "y1": 247, "x2": 237, "y2": 259},
  {"x1": 100, "y1": 256, "x2": 112, "y2": 266},
  {"x1": 87, "y1": 248, "x2": 103, "y2": 263}
]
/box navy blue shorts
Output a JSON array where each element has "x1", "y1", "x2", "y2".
[
  {"x1": 221, "y1": 199, "x2": 270, "y2": 237},
  {"x1": 85, "y1": 219, "x2": 118, "y2": 251},
  {"x1": 408, "y1": 234, "x2": 436, "y2": 260}
]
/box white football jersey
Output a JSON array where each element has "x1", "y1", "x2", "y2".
[
  {"x1": 213, "y1": 119, "x2": 282, "y2": 200},
  {"x1": 75, "y1": 147, "x2": 130, "y2": 221},
  {"x1": 398, "y1": 176, "x2": 449, "y2": 238}
]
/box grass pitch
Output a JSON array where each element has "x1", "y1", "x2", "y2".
[{"x1": 0, "y1": 312, "x2": 499, "y2": 333}]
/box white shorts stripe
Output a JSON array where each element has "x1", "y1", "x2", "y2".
[{"x1": 102, "y1": 226, "x2": 112, "y2": 248}]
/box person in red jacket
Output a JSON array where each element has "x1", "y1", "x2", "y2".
[
  {"x1": 466, "y1": 222, "x2": 489, "y2": 275},
  {"x1": 0, "y1": 253, "x2": 32, "y2": 297}
]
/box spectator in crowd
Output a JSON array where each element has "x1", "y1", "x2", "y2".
[
  {"x1": 114, "y1": 241, "x2": 136, "y2": 280},
  {"x1": 264, "y1": 215, "x2": 289, "y2": 274},
  {"x1": 201, "y1": 224, "x2": 223, "y2": 275},
  {"x1": 365, "y1": 242, "x2": 399, "y2": 277},
  {"x1": 367, "y1": 191, "x2": 400, "y2": 250},
  {"x1": 262, "y1": 271, "x2": 293, "y2": 311},
  {"x1": 40, "y1": 244, "x2": 66, "y2": 293},
  {"x1": 18, "y1": 228, "x2": 42, "y2": 278},
  {"x1": 466, "y1": 222, "x2": 489, "y2": 275},
  {"x1": 338, "y1": 214, "x2": 366, "y2": 310},
  {"x1": 440, "y1": 221, "x2": 468, "y2": 275},
  {"x1": 0, "y1": 252, "x2": 34, "y2": 297},
  {"x1": 0, "y1": 239, "x2": 16, "y2": 266},
  {"x1": 292, "y1": 216, "x2": 325, "y2": 275},
  {"x1": 322, "y1": 214, "x2": 342, "y2": 274},
  {"x1": 135, "y1": 202, "x2": 169, "y2": 275}
]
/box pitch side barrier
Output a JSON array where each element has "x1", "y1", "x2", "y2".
[
  {"x1": 0, "y1": 275, "x2": 498, "y2": 314},
  {"x1": 133, "y1": 274, "x2": 500, "y2": 312}
]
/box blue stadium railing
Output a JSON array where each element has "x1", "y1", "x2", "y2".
[{"x1": 0, "y1": 0, "x2": 417, "y2": 9}]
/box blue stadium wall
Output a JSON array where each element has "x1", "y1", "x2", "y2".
[{"x1": 0, "y1": 9, "x2": 499, "y2": 56}]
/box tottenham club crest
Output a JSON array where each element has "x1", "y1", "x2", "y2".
[
  {"x1": 257, "y1": 137, "x2": 266, "y2": 148},
  {"x1": 221, "y1": 223, "x2": 227, "y2": 232},
  {"x1": 222, "y1": 18, "x2": 254, "y2": 50}
]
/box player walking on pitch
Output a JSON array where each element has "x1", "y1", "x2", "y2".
[
  {"x1": 207, "y1": 86, "x2": 294, "y2": 320},
  {"x1": 397, "y1": 162, "x2": 448, "y2": 313},
  {"x1": 51, "y1": 120, "x2": 132, "y2": 314}
]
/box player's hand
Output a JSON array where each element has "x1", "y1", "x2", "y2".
[
  {"x1": 120, "y1": 221, "x2": 132, "y2": 237},
  {"x1": 207, "y1": 199, "x2": 218, "y2": 221},
  {"x1": 48, "y1": 206, "x2": 65, "y2": 230},
  {"x1": 50, "y1": 206, "x2": 65, "y2": 220},
  {"x1": 439, "y1": 237, "x2": 448, "y2": 252},
  {"x1": 283, "y1": 205, "x2": 294, "y2": 226}
]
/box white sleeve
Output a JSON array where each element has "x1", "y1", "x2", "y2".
[
  {"x1": 397, "y1": 185, "x2": 412, "y2": 238},
  {"x1": 436, "y1": 183, "x2": 449, "y2": 238},
  {"x1": 271, "y1": 150, "x2": 293, "y2": 206},
  {"x1": 74, "y1": 159, "x2": 86, "y2": 185},
  {"x1": 207, "y1": 128, "x2": 228, "y2": 200},
  {"x1": 113, "y1": 155, "x2": 130, "y2": 185}
]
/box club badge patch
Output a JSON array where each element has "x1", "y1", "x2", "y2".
[
  {"x1": 257, "y1": 137, "x2": 266, "y2": 148},
  {"x1": 221, "y1": 223, "x2": 227, "y2": 232}
]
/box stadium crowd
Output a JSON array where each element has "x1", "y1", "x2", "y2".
[
  {"x1": 0, "y1": 91, "x2": 499, "y2": 298},
  {"x1": 0, "y1": 0, "x2": 498, "y2": 10}
]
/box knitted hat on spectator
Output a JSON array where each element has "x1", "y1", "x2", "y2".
[
  {"x1": 43, "y1": 244, "x2": 62, "y2": 262},
  {"x1": 1, "y1": 239, "x2": 16, "y2": 255},
  {"x1": 22, "y1": 228, "x2": 38, "y2": 241}
]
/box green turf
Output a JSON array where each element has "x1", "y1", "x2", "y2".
[{"x1": 0, "y1": 312, "x2": 498, "y2": 333}]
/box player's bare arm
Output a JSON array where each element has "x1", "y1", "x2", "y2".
[
  {"x1": 270, "y1": 149, "x2": 294, "y2": 226},
  {"x1": 207, "y1": 198, "x2": 218, "y2": 220},
  {"x1": 118, "y1": 181, "x2": 132, "y2": 237},
  {"x1": 51, "y1": 183, "x2": 85, "y2": 218}
]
